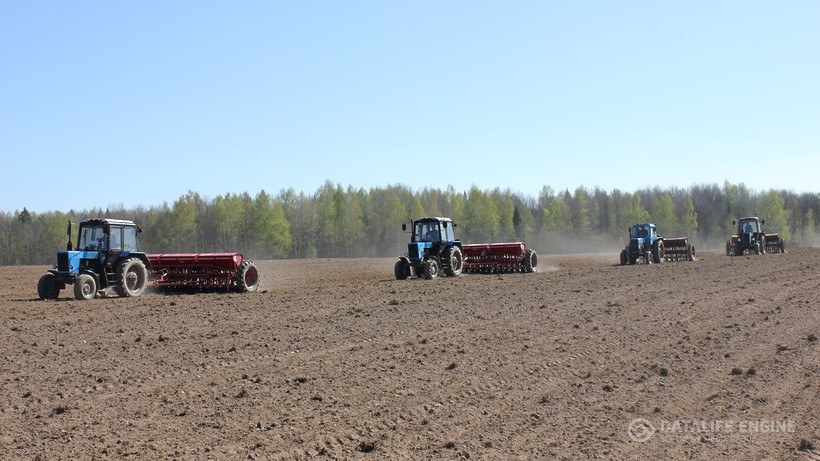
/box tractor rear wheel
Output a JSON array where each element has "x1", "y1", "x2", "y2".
[
  {"x1": 687, "y1": 244, "x2": 696, "y2": 261},
  {"x1": 620, "y1": 250, "x2": 628, "y2": 266},
  {"x1": 652, "y1": 241, "x2": 665, "y2": 263},
  {"x1": 754, "y1": 243, "x2": 761, "y2": 255},
  {"x1": 37, "y1": 273, "x2": 61, "y2": 300},
  {"x1": 725, "y1": 241, "x2": 732, "y2": 256},
  {"x1": 394, "y1": 259, "x2": 410, "y2": 280},
  {"x1": 115, "y1": 258, "x2": 148, "y2": 297},
  {"x1": 524, "y1": 249, "x2": 538, "y2": 273},
  {"x1": 235, "y1": 261, "x2": 259, "y2": 292},
  {"x1": 73, "y1": 273, "x2": 97, "y2": 300},
  {"x1": 444, "y1": 247, "x2": 463, "y2": 277}
]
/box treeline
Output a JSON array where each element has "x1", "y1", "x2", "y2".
[{"x1": 2, "y1": 181, "x2": 818, "y2": 265}]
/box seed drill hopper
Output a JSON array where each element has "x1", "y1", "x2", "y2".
[{"x1": 461, "y1": 242, "x2": 538, "y2": 273}]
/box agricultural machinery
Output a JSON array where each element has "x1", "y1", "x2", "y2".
[
  {"x1": 37, "y1": 218, "x2": 259, "y2": 300},
  {"x1": 394, "y1": 217, "x2": 464, "y2": 280},
  {"x1": 619, "y1": 223, "x2": 695, "y2": 265},
  {"x1": 725, "y1": 217, "x2": 785, "y2": 256},
  {"x1": 394, "y1": 217, "x2": 538, "y2": 280}
]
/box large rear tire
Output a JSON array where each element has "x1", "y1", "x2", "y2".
[
  {"x1": 235, "y1": 261, "x2": 259, "y2": 292},
  {"x1": 73, "y1": 273, "x2": 97, "y2": 300},
  {"x1": 687, "y1": 244, "x2": 696, "y2": 261},
  {"x1": 444, "y1": 247, "x2": 463, "y2": 277},
  {"x1": 524, "y1": 249, "x2": 538, "y2": 273},
  {"x1": 725, "y1": 240, "x2": 732, "y2": 256},
  {"x1": 115, "y1": 258, "x2": 148, "y2": 297},
  {"x1": 652, "y1": 240, "x2": 665, "y2": 264},
  {"x1": 620, "y1": 250, "x2": 628, "y2": 266},
  {"x1": 37, "y1": 273, "x2": 61, "y2": 300}
]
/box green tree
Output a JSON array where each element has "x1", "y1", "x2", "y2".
[
  {"x1": 652, "y1": 194, "x2": 677, "y2": 235},
  {"x1": 757, "y1": 190, "x2": 791, "y2": 241},
  {"x1": 542, "y1": 197, "x2": 572, "y2": 233},
  {"x1": 249, "y1": 190, "x2": 292, "y2": 258}
]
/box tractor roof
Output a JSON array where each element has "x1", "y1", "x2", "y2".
[
  {"x1": 416, "y1": 217, "x2": 453, "y2": 222},
  {"x1": 81, "y1": 218, "x2": 138, "y2": 227},
  {"x1": 738, "y1": 217, "x2": 760, "y2": 221}
]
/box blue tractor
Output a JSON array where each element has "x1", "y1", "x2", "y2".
[
  {"x1": 619, "y1": 223, "x2": 665, "y2": 265},
  {"x1": 37, "y1": 218, "x2": 152, "y2": 300},
  {"x1": 395, "y1": 217, "x2": 463, "y2": 280}
]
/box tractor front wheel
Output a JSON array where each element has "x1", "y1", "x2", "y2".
[
  {"x1": 395, "y1": 259, "x2": 411, "y2": 280},
  {"x1": 115, "y1": 258, "x2": 148, "y2": 297},
  {"x1": 73, "y1": 273, "x2": 97, "y2": 300},
  {"x1": 235, "y1": 261, "x2": 259, "y2": 292},
  {"x1": 422, "y1": 260, "x2": 439, "y2": 280},
  {"x1": 37, "y1": 273, "x2": 61, "y2": 300}
]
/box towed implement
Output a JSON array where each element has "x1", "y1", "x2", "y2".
[
  {"x1": 660, "y1": 237, "x2": 696, "y2": 262},
  {"x1": 148, "y1": 253, "x2": 259, "y2": 292},
  {"x1": 461, "y1": 242, "x2": 537, "y2": 273},
  {"x1": 38, "y1": 218, "x2": 259, "y2": 300}
]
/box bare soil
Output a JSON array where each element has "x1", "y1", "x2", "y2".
[{"x1": 1, "y1": 250, "x2": 818, "y2": 460}]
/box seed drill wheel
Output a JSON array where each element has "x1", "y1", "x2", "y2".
[
  {"x1": 37, "y1": 273, "x2": 61, "y2": 300},
  {"x1": 115, "y1": 257, "x2": 148, "y2": 297},
  {"x1": 444, "y1": 247, "x2": 463, "y2": 277},
  {"x1": 395, "y1": 259, "x2": 410, "y2": 280},
  {"x1": 73, "y1": 273, "x2": 97, "y2": 300},
  {"x1": 524, "y1": 249, "x2": 538, "y2": 273},
  {"x1": 234, "y1": 261, "x2": 259, "y2": 292}
]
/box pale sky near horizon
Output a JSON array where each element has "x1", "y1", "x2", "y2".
[{"x1": 1, "y1": 1, "x2": 818, "y2": 213}]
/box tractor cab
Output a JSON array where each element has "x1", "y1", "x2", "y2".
[
  {"x1": 630, "y1": 223, "x2": 656, "y2": 241},
  {"x1": 77, "y1": 219, "x2": 140, "y2": 253},
  {"x1": 411, "y1": 218, "x2": 456, "y2": 244}
]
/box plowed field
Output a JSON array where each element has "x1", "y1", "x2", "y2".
[{"x1": 1, "y1": 249, "x2": 818, "y2": 460}]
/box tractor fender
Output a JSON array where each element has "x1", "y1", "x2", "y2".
[
  {"x1": 46, "y1": 269, "x2": 69, "y2": 289},
  {"x1": 120, "y1": 252, "x2": 153, "y2": 271}
]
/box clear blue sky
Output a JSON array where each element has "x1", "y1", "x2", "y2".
[{"x1": 2, "y1": 1, "x2": 818, "y2": 213}]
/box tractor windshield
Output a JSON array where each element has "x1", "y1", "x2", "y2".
[
  {"x1": 414, "y1": 221, "x2": 441, "y2": 242},
  {"x1": 631, "y1": 225, "x2": 650, "y2": 239},
  {"x1": 78, "y1": 224, "x2": 107, "y2": 251},
  {"x1": 739, "y1": 219, "x2": 759, "y2": 233}
]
